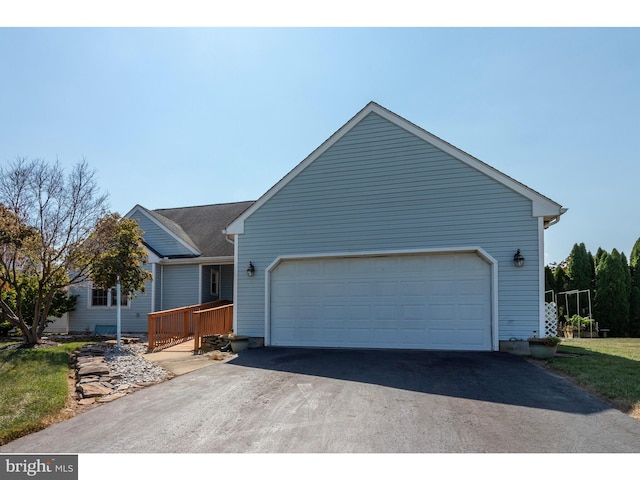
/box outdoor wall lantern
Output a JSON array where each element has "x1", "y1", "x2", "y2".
[
  {"x1": 513, "y1": 249, "x2": 525, "y2": 267},
  {"x1": 247, "y1": 261, "x2": 255, "y2": 277}
]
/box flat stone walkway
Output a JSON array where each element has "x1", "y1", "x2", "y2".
[{"x1": 143, "y1": 339, "x2": 236, "y2": 376}]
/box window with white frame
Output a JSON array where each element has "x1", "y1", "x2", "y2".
[
  {"x1": 211, "y1": 269, "x2": 220, "y2": 297},
  {"x1": 90, "y1": 285, "x2": 129, "y2": 308}
]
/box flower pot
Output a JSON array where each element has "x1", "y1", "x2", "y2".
[
  {"x1": 528, "y1": 342, "x2": 558, "y2": 359},
  {"x1": 229, "y1": 336, "x2": 249, "y2": 353}
]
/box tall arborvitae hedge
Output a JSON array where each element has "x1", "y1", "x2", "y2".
[
  {"x1": 594, "y1": 249, "x2": 631, "y2": 336},
  {"x1": 630, "y1": 238, "x2": 640, "y2": 336},
  {"x1": 567, "y1": 243, "x2": 595, "y2": 317},
  {"x1": 553, "y1": 265, "x2": 570, "y2": 319}
]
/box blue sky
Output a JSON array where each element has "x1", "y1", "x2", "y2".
[{"x1": 1, "y1": 24, "x2": 639, "y2": 266}]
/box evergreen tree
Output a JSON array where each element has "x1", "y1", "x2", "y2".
[
  {"x1": 594, "y1": 249, "x2": 631, "y2": 336},
  {"x1": 554, "y1": 266, "x2": 570, "y2": 320},
  {"x1": 567, "y1": 243, "x2": 594, "y2": 317},
  {"x1": 544, "y1": 266, "x2": 556, "y2": 295},
  {"x1": 629, "y1": 237, "x2": 640, "y2": 335},
  {"x1": 594, "y1": 247, "x2": 607, "y2": 270}
]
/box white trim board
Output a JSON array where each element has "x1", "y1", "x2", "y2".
[{"x1": 225, "y1": 102, "x2": 565, "y2": 235}]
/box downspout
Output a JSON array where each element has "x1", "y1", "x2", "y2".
[{"x1": 538, "y1": 217, "x2": 546, "y2": 336}]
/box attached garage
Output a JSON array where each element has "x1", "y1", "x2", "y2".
[
  {"x1": 224, "y1": 102, "x2": 566, "y2": 352},
  {"x1": 267, "y1": 250, "x2": 496, "y2": 351}
]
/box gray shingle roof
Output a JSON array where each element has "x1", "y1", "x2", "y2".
[{"x1": 151, "y1": 201, "x2": 254, "y2": 258}]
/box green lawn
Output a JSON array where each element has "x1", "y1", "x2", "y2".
[
  {"x1": 0, "y1": 341, "x2": 87, "y2": 445},
  {"x1": 550, "y1": 338, "x2": 640, "y2": 418}
]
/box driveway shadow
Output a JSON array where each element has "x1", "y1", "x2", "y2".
[{"x1": 228, "y1": 347, "x2": 612, "y2": 416}]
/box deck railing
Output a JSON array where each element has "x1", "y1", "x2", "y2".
[
  {"x1": 193, "y1": 303, "x2": 234, "y2": 352},
  {"x1": 147, "y1": 300, "x2": 231, "y2": 352}
]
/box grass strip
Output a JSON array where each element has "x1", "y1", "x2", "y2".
[{"x1": 0, "y1": 342, "x2": 86, "y2": 445}]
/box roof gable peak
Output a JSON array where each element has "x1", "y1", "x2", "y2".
[{"x1": 223, "y1": 102, "x2": 565, "y2": 234}]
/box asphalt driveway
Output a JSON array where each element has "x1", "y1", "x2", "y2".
[{"x1": 2, "y1": 348, "x2": 640, "y2": 453}]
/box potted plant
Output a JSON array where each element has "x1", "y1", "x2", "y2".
[
  {"x1": 224, "y1": 331, "x2": 249, "y2": 353},
  {"x1": 563, "y1": 314, "x2": 598, "y2": 338},
  {"x1": 527, "y1": 335, "x2": 561, "y2": 359}
]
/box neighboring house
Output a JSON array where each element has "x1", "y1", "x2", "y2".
[
  {"x1": 224, "y1": 102, "x2": 567, "y2": 351},
  {"x1": 66, "y1": 201, "x2": 254, "y2": 334}
]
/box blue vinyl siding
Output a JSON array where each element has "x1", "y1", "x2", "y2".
[
  {"x1": 131, "y1": 212, "x2": 195, "y2": 257},
  {"x1": 66, "y1": 264, "x2": 154, "y2": 333},
  {"x1": 220, "y1": 264, "x2": 234, "y2": 300},
  {"x1": 235, "y1": 112, "x2": 541, "y2": 340},
  {"x1": 159, "y1": 264, "x2": 200, "y2": 310}
]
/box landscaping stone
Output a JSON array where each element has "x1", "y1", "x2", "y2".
[{"x1": 72, "y1": 339, "x2": 170, "y2": 405}]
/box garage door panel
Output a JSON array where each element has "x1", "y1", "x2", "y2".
[
  {"x1": 374, "y1": 281, "x2": 399, "y2": 296},
  {"x1": 270, "y1": 253, "x2": 492, "y2": 350},
  {"x1": 459, "y1": 304, "x2": 488, "y2": 320},
  {"x1": 346, "y1": 261, "x2": 374, "y2": 275},
  {"x1": 430, "y1": 280, "x2": 455, "y2": 296},
  {"x1": 323, "y1": 283, "x2": 346, "y2": 297},
  {"x1": 457, "y1": 279, "x2": 489, "y2": 296},
  {"x1": 401, "y1": 280, "x2": 428, "y2": 296},
  {"x1": 373, "y1": 306, "x2": 396, "y2": 321},
  {"x1": 429, "y1": 304, "x2": 456, "y2": 321}
]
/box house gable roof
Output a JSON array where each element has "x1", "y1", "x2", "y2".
[
  {"x1": 127, "y1": 201, "x2": 255, "y2": 259},
  {"x1": 224, "y1": 102, "x2": 566, "y2": 235}
]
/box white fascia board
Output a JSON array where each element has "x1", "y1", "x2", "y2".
[
  {"x1": 225, "y1": 102, "x2": 566, "y2": 234},
  {"x1": 127, "y1": 205, "x2": 201, "y2": 257},
  {"x1": 374, "y1": 105, "x2": 566, "y2": 221},
  {"x1": 225, "y1": 103, "x2": 378, "y2": 235},
  {"x1": 123, "y1": 205, "x2": 140, "y2": 218}
]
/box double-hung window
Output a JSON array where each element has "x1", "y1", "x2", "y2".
[{"x1": 90, "y1": 285, "x2": 129, "y2": 308}]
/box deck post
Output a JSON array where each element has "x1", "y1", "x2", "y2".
[
  {"x1": 147, "y1": 313, "x2": 155, "y2": 350},
  {"x1": 193, "y1": 310, "x2": 201, "y2": 352},
  {"x1": 183, "y1": 310, "x2": 190, "y2": 338}
]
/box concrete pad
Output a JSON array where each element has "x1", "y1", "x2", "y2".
[{"x1": 143, "y1": 350, "x2": 236, "y2": 376}]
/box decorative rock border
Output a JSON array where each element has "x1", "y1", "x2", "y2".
[{"x1": 72, "y1": 338, "x2": 170, "y2": 406}]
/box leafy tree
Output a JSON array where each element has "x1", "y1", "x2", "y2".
[
  {"x1": 594, "y1": 249, "x2": 631, "y2": 336},
  {"x1": 629, "y1": 237, "x2": 640, "y2": 335},
  {"x1": 0, "y1": 277, "x2": 77, "y2": 336},
  {"x1": 0, "y1": 157, "x2": 119, "y2": 345},
  {"x1": 89, "y1": 214, "x2": 151, "y2": 293},
  {"x1": 89, "y1": 213, "x2": 153, "y2": 347}
]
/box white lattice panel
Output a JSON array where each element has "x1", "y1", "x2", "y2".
[{"x1": 545, "y1": 302, "x2": 557, "y2": 336}]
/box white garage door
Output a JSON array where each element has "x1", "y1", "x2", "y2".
[{"x1": 269, "y1": 252, "x2": 492, "y2": 351}]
